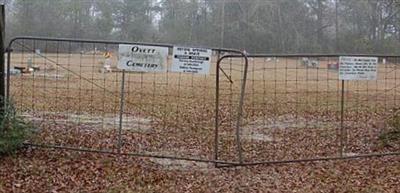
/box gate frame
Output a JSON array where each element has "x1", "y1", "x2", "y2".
[
  {"x1": 215, "y1": 53, "x2": 400, "y2": 167},
  {"x1": 0, "y1": 4, "x2": 5, "y2": 116},
  {"x1": 5, "y1": 36, "x2": 247, "y2": 166}
]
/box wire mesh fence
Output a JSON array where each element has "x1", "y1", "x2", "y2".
[
  {"x1": 5, "y1": 37, "x2": 400, "y2": 167},
  {"x1": 216, "y1": 54, "x2": 400, "y2": 166},
  {"x1": 6, "y1": 37, "x2": 244, "y2": 165}
]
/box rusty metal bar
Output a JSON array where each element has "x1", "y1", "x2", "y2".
[
  {"x1": 118, "y1": 70, "x2": 126, "y2": 153},
  {"x1": 214, "y1": 51, "x2": 221, "y2": 167},
  {"x1": 23, "y1": 143, "x2": 238, "y2": 165},
  {"x1": 235, "y1": 54, "x2": 249, "y2": 164},
  {"x1": 215, "y1": 152, "x2": 400, "y2": 168},
  {"x1": 340, "y1": 80, "x2": 345, "y2": 157},
  {"x1": 214, "y1": 53, "x2": 249, "y2": 166}
]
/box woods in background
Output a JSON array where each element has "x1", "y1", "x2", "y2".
[{"x1": 4, "y1": 0, "x2": 400, "y2": 54}]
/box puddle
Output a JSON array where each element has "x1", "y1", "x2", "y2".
[
  {"x1": 148, "y1": 157, "x2": 210, "y2": 171},
  {"x1": 343, "y1": 152, "x2": 358, "y2": 157},
  {"x1": 226, "y1": 114, "x2": 351, "y2": 142},
  {"x1": 245, "y1": 115, "x2": 337, "y2": 130},
  {"x1": 21, "y1": 112, "x2": 153, "y2": 132},
  {"x1": 145, "y1": 151, "x2": 211, "y2": 171},
  {"x1": 241, "y1": 130, "x2": 274, "y2": 142}
]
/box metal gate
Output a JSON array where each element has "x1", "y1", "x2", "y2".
[
  {"x1": 5, "y1": 36, "x2": 246, "y2": 166},
  {"x1": 5, "y1": 36, "x2": 400, "y2": 167},
  {"x1": 215, "y1": 54, "x2": 400, "y2": 167}
]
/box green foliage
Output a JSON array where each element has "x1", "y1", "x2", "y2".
[
  {"x1": 379, "y1": 111, "x2": 400, "y2": 147},
  {"x1": 0, "y1": 99, "x2": 31, "y2": 156}
]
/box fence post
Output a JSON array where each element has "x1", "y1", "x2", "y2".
[
  {"x1": 214, "y1": 51, "x2": 221, "y2": 167},
  {"x1": 339, "y1": 80, "x2": 345, "y2": 157},
  {"x1": 117, "y1": 70, "x2": 126, "y2": 153},
  {"x1": 0, "y1": 3, "x2": 5, "y2": 115},
  {"x1": 235, "y1": 53, "x2": 249, "y2": 164}
]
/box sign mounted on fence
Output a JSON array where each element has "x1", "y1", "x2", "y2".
[
  {"x1": 339, "y1": 56, "x2": 378, "y2": 80},
  {"x1": 118, "y1": 44, "x2": 168, "y2": 72},
  {"x1": 171, "y1": 47, "x2": 212, "y2": 74}
]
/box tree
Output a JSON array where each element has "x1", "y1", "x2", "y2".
[
  {"x1": 113, "y1": 0, "x2": 155, "y2": 42},
  {"x1": 4, "y1": 0, "x2": 400, "y2": 54}
]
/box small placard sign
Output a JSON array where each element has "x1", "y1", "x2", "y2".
[
  {"x1": 339, "y1": 56, "x2": 378, "y2": 80},
  {"x1": 171, "y1": 47, "x2": 212, "y2": 74}
]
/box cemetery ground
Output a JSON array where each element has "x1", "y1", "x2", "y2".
[
  {"x1": 0, "y1": 53, "x2": 399, "y2": 192},
  {"x1": 0, "y1": 149, "x2": 399, "y2": 192}
]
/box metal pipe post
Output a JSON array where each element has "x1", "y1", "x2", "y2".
[
  {"x1": 118, "y1": 70, "x2": 126, "y2": 153},
  {"x1": 214, "y1": 52, "x2": 221, "y2": 167},
  {"x1": 0, "y1": 4, "x2": 5, "y2": 114},
  {"x1": 340, "y1": 80, "x2": 345, "y2": 157},
  {"x1": 235, "y1": 54, "x2": 249, "y2": 164}
]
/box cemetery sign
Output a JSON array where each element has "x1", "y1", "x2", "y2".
[
  {"x1": 339, "y1": 56, "x2": 378, "y2": 80},
  {"x1": 118, "y1": 44, "x2": 168, "y2": 72}
]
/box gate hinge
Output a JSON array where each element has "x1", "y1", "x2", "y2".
[{"x1": 5, "y1": 47, "x2": 12, "y2": 52}]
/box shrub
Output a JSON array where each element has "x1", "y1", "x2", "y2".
[
  {"x1": 0, "y1": 99, "x2": 31, "y2": 156},
  {"x1": 379, "y1": 110, "x2": 400, "y2": 147}
]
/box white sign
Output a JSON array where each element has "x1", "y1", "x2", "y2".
[
  {"x1": 339, "y1": 56, "x2": 378, "y2": 80},
  {"x1": 118, "y1": 44, "x2": 168, "y2": 72},
  {"x1": 171, "y1": 47, "x2": 212, "y2": 74}
]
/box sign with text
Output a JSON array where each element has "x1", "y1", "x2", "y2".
[
  {"x1": 118, "y1": 44, "x2": 168, "y2": 72},
  {"x1": 339, "y1": 56, "x2": 378, "y2": 80},
  {"x1": 171, "y1": 47, "x2": 212, "y2": 74}
]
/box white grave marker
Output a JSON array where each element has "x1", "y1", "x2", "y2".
[
  {"x1": 339, "y1": 56, "x2": 378, "y2": 80},
  {"x1": 171, "y1": 47, "x2": 212, "y2": 74},
  {"x1": 118, "y1": 44, "x2": 168, "y2": 72}
]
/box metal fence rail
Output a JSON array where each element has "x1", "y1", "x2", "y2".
[{"x1": 4, "y1": 36, "x2": 400, "y2": 167}]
